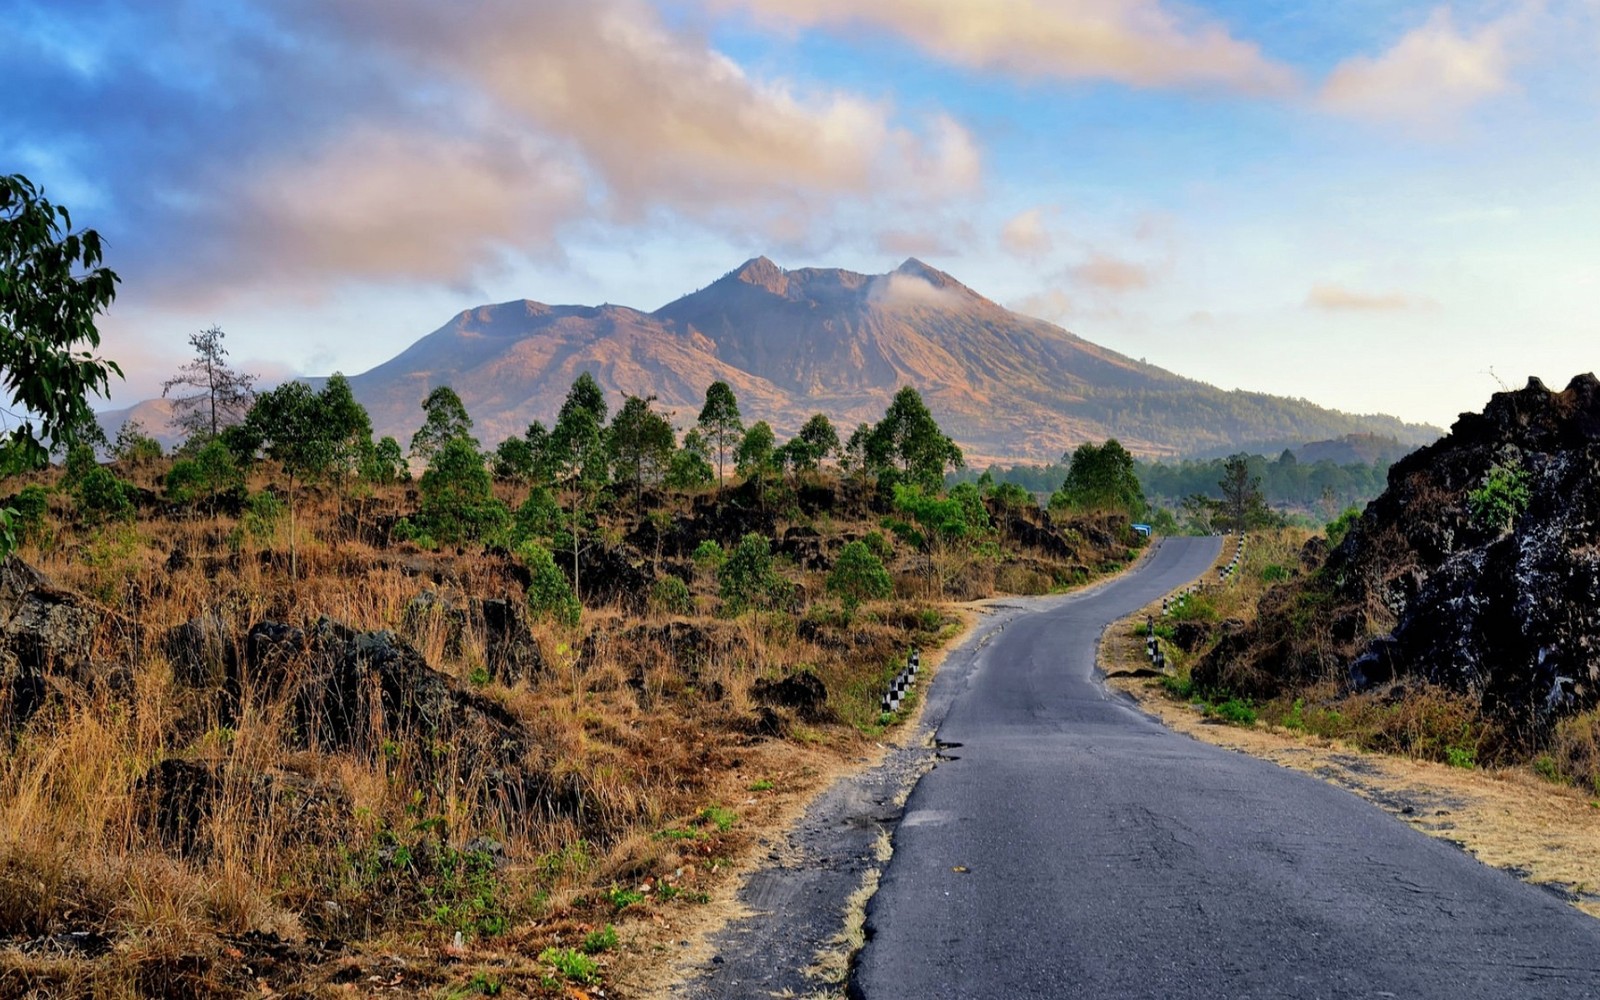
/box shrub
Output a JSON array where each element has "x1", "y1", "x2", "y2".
[
  {"x1": 419, "y1": 438, "x2": 510, "y2": 544},
  {"x1": 827, "y1": 540, "x2": 893, "y2": 610},
  {"x1": 582, "y1": 924, "x2": 619, "y2": 955},
  {"x1": 1467, "y1": 462, "x2": 1530, "y2": 532},
  {"x1": 521, "y1": 541, "x2": 580, "y2": 627},
  {"x1": 9, "y1": 484, "x2": 50, "y2": 544},
  {"x1": 112, "y1": 420, "x2": 163, "y2": 465},
  {"x1": 650, "y1": 575, "x2": 693, "y2": 616},
  {"x1": 73, "y1": 467, "x2": 133, "y2": 525},
  {"x1": 692, "y1": 539, "x2": 725, "y2": 569},
  {"x1": 1325, "y1": 505, "x2": 1362, "y2": 547},
  {"x1": 863, "y1": 530, "x2": 893, "y2": 562},
  {"x1": 512, "y1": 486, "x2": 564, "y2": 545},
  {"x1": 241, "y1": 490, "x2": 285, "y2": 541},
  {"x1": 717, "y1": 533, "x2": 789, "y2": 614},
  {"x1": 538, "y1": 947, "x2": 599, "y2": 985}
]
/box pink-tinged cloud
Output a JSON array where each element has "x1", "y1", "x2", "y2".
[
  {"x1": 1321, "y1": 7, "x2": 1520, "y2": 124},
  {"x1": 1011, "y1": 289, "x2": 1074, "y2": 324},
  {"x1": 1074, "y1": 252, "x2": 1154, "y2": 292},
  {"x1": 1000, "y1": 207, "x2": 1057, "y2": 259},
  {"x1": 1305, "y1": 284, "x2": 1429, "y2": 311},
  {"x1": 720, "y1": 0, "x2": 1297, "y2": 94}
]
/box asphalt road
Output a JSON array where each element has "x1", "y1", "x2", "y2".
[{"x1": 850, "y1": 536, "x2": 1600, "y2": 999}]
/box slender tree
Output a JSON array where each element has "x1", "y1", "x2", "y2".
[
  {"x1": 1218, "y1": 454, "x2": 1271, "y2": 532},
  {"x1": 244, "y1": 382, "x2": 335, "y2": 578},
  {"x1": 867, "y1": 386, "x2": 963, "y2": 491},
  {"x1": 163, "y1": 325, "x2": 257, "y2": 444},
  {"x1": 550, "y1": 373, "x2": 609, "y2": 599},
  {"x1": 609, "y1": 394, "x2": 675, "y2": 508},
  {"x1": 697, "y1": 380, "x2": 743, "y2": 486},
  {"x1": 409, "y1": 385, "x2": 476, "y2": 461}
]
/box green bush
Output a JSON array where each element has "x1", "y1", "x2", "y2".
[
  {"x1": 692, "y1": 539, "x2": 726, "y2": 568},
  {"x1": 8, "y1": 485, "x2": 50, "y2": 545},
  {"x1": 241, "y1": 491, "x2": 285, "y2": 541},
  {"x1": 74, "y1": 467, "x2": 133, "y2": 525},
  {"x1": 1468, "y1": 462, "x2": 1531, "y2": 532},
  {"x1": 418, "y1": 438, "x2": 510, "y2": 545},
  {"x1": 520, "y1": 541, "x2": 580, "y2": 627},
  {"x1": 512, "y1": 486, "x2": 564, "y2": 545},
  {"x1": 717, "y1": 533, "x2": 790, "y2": 614},
  {"x1": 582, "y1": 924, "x2": 619, "y2": 954},
  {"x1": 826, "y1": 540, "x2": 893, "y2": 610},
  {"x1": 538, "y1": 947, "x2": 599, "y2": 985},
  {"x1": 650, "y1": 575, "x2": 693, "y2": 616},
  {"x1": 1325, "y1": 505, "x2": 1362, "y2": 547}
]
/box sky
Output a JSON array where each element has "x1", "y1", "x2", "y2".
[{"x1": 3, "y1": 0, "x2": 1597, "y2": 430}]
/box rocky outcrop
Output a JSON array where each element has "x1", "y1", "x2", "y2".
[
  {"x1": 0, "y1": 558, "x2": 103, "y2": 729},
  {"x1": 1197, "y1": 375, "x2": 1600, "y2": 724}
]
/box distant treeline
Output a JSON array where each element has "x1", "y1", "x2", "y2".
[{"x1": 953, "y1": 447, "x2": 1402, "y2": 517}]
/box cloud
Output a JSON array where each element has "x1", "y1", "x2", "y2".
[
  {"x1": 869, "y1": 272, "x2": 965, "y2": 310},
  {"x1": 1073, "y1": 252, "x2": 1154, "y2": 292},
  {"x1": 1320, "y1": 7, "x2": 1520, "y2": 124},
  {"x1": 1011, "y1": 289, "x2": 1074, "y2": 324},
  {"x1": 1000, "y1": 207, "x2": 1056, "y2": 259},
  {"x1": 6, "y1": 0, "x2": 982, "y2": 306},
  {"x1": 719, "y1": 0, "x2": 1297, "y2": 94},
  {"x1": 1305, "y1": 284, "x2": 1430, "y2": 311}
]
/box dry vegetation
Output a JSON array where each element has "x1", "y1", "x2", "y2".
[
  {"x1": 1103, "y1": 529, "x2": 1600, "y2": 918},
  {"x1": 0, "y1": 459, "x2": 1137, "y2": 998}
]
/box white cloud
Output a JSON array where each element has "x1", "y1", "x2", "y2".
[
  {"x1": 1000, "y1": 207, "x2": 1057, "y2": 259},
  {"x1": 1321, "y1": 7, "x2": 1521, "y2": 124},
  {"x1": 1074, "y1": 252, "x2": 1155, "y2": 292},
  {"x1": 1305, "y1": 284, "x2": 1431, "y2": 311},
  {"x1": 1011, "y1": 289, "x2": 1074, "y2": 324},
  {"x1": 719, "y1": 0, "x2": 1297, "y2": 94}
]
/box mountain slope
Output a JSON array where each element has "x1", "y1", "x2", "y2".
[{"x1": 111, "y1": 257, "x2": 1442, "y2": 463}]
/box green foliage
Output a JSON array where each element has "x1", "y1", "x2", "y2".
[
  {"x1": 863, "y1": 530, "x2": 894, "y2": 562},
  {"x1": 697, "y1": 380, "x2": 743, "y2": 486},
  {"x1": 863, "y1": 386, "x2": 963, "y2": 491},
  {"x1": 539, "y1": 947, "x2": 600, "y2": 985},
  {"x1": 520, "y1": 541, "x2": 581, "y2": 627},
  {"x1": 1171, "y1": 593, "x2": 1218, "y2": 623},
  {"x1": 1468, "y1": 462, "x2": 1531, "y2": 532},
  {"x1": 246, "y1": 381, "x2": 336, "y2": 482},
  {"x1": 164, "y1": 439, "x2": 242, "y2": 511},
  {"x1": 512, "y1": 486, "x2": 566, "y2": 546},
  {"x1": 1260, "y1": 563, "x2": 1291, "y2": 583},
  {"x1": 62, "y1": 444, "x2": 97, "y2": 488},
  {"x1": 718, "y1": 533, "x2": 789, "y2": 614},
  {"x1": 1216, "y1": 454, "x2": 1275, "y2": 532},
  {"x1": 410, "y1": 385, "x2": 477, "y2": 461},
  {"x1": 735, "y1": 420, "x2": 777, "y2": 480},
  {"x1": 362, "y1": 435, "x2": 409, "y2": 484},
  {"x1": 1325, "y1": 504, "x2": 1362, "y2": 546},
  {"x1": 0, "y1": 174, "x2": 122, "y2": 556},
  {"x1": 650, "y1": 575, "x2": 694, "y2": 616},
  {"x1": 1049, "y1": 439, "x2": 1144, "y2": 518},
  {"x1": 318, "y1": 372, "x2": 374, "y2": 496},
  {"x1": 827, "y1": 540, "x2": 894, "y2": 610},
  {"x1": 604, "y1": 885, "x2": 645, "y2": 911},
  {"x1": 241, "y1": 490, "x2": 285, "y2": 541},
  {"x1": 692, "y1": 539, "x2": 726, "y2": 568},
  {"x1": 582, "y1": 924, "x2": 619, "y2": 954},
  {"x1": 700, "y1": 805, "x2": 738, "y2": 832},
  {"x1": 1203, "y1": 698, "x2": 1258, "y2": 726},
  {"x1": 784, "y1": 412, "x2": 840, "y2": 474},
  {"x1": 8, "y1": 484, "x2": 49, "y2": 545},
  {"x1": 73, "y1": 466, "x2": 134, "y2": 524},
  {"x1": 989, "y1": 480, "x2": 1035, "y2": 509},
  {"x1": 609, "y1": 394, "x2": 675, "y2": 498},
  {"x1": 890, "y1": 483, "x2": 990, "y2": 556},
  {"x1": 666, "y1": 429, "x2": 715, "y2": 490},
  {"x1": 491, "y1": 435, "x2": 537, "y2": 483},
  {"x1": 111, "y1": 419, "x2": 162, "y2": 466},
  {"x1": 418, "y1": 437, "x2": 509, "y2": 545}
]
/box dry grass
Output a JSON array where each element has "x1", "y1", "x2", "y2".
[{"x1": 0, "y1": 465, "x2": 1136, "y2": 997}]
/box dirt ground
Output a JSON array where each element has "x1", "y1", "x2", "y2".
[{"x1": 1100, "y1": 597, "x2": 1600, "y2": 919}]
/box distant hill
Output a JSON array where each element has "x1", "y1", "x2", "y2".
[{"x1": 100, "y1": 257, "x2": 1441, "y2": 464}]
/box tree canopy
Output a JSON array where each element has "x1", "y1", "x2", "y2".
[
  {"x1": 697, "y1": 380, "x2": 742, "y2": 486},
  {"x1": 1049, "y1": 439, "x2": 1145, "y2": 518},
  {"x1": 410, "y1": 385, "x2": 476, "y2": 461},
  {"x1": 163, "y1": 325, "x2": 256, "y2": 443},
  {"x1": 865, "y1": 387, "x2": 963, "y2": 491}
]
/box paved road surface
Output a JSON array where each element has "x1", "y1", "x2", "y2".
[{"x1": 851, "y1": 536, "x2": 1600, "y2": 999}]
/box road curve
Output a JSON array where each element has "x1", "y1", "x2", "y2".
[{"x1": 850, "y1": 536, "x2": 1600, "y2": 999}]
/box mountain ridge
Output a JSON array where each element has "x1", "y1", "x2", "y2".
[{"x1": 100, "y1": 258, "x2": 1441, "y2": 465}]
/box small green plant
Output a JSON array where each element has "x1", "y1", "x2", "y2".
[
  {"x1": 1159, "y1": 673, "x2": 1196, "y2": 699},
  {"x1": 1325, "y1": 505, "x2": 1362, "y2": 547},
  {"x1": 73, "y1": 466, "x2": 134, "y2": 525},
  {"x1": 582, "y1": 924, "x2": 619, "y2": 954},
  {"x1": 692, "y1": 539, "x2": 726, "y2": 568},
  {"x1": 8, "y1": 484, "x2": 50, "y2": 545},
  {"x1": 468, "y1": 665, "x2": 491, "y2": 687},
  {"x1": 826, "y1": 540, "x2": 893, "y2": 611},
  {"x1": 1205, "y1": 698, "x2": 1257, "y2": 726},
  {"x1": 1467, "y1": 461, "x2": 1531, "y2": 532},
  {"x1": 1534, "y1": 754, "x2": 1563, "y2": 784},
  {"x1": 520, "y1": 540, "x2": 581, "y2": 627},
  {"x1": 747, "y1": 779, "x2": 774, "y2": 792},
  {"x1": 700, "y1": 805, "x2": 738, "y2": 832},
  {"x1": 538, "y1": 946, "x2": 600, "y2": 985},
  {"x1": 604, "y1": 885, "x2": 645, "y2": 912},
  {"x1": 241, "y1": 490, "x2": 285, "y2": 541},
  {"x1": 650, "y1": 575, "x2": 694, "y2": 616},
  {"x1": 1260, "y1": 563, "x2": 1290, "y2": 583},
  {"x1": 1445, "y1": 745, "x2": 1477, "y2": 769}
]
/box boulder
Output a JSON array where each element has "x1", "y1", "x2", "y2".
[
  {"x1": 0, "y1": 558, "x2": 103, "y2": 729},
  {"x1": 752, "y1": 670, "x2": 830, "y2": 722}
]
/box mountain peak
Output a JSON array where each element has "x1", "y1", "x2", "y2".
[
  {"x1": 893, "y1": 257, "x2": 968, "y2": 293},
  {"x1": 724, "y1": 255, "x2": 788, "y2": 295}
]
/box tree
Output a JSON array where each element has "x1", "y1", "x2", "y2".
[
  {"x1": 1049, "y1": 439, "x2": 1145, "y2": 518},
  {"x1": 784, "y1": 412, "x2": 838, "y2": 476},
  {"x1": 409, "y1": 385, "x2": 476, "y2": 461},
  {"x1": 244, "y1": 381, "x2": 336, "y2": 577},
  {"x1": 417, "y1": 437, "x2": 509, "y2": 545},
  {"x1": 550, "y1": 373, "x2": 609, "y2": 600},
  {"x1": 163, "y1": 325, "x2": 256, "y2": 443},
  {"x1": 492, "y1": 435, "x2": 537, "y2": 483},
  {"x1": 609, "y1": 394, "x2": 675, "y2": 506},
  {"x1": 718, "y1": 532, "x2": 790, "y2": 615},
  {"x1": 164, "y1": 438, "x2": 243, "y2": 517},
  {"x1": 1218, "y1": 454, "x2": 1271, "y2": 532},
  {"x1": 362, "y1": 435, "x2": 409, "y2": 484},
  {"x1": 826, "y1": 540, "x2": 893, "y2": 612},
  {"x1": 318, "y1": 372, "x2": 373, "y2": 513},
  {"x1": 887, "y1": 481, "x2": 989, "y2": 582},
  {"x1": 112, "y1": 419, "x2": 163, "y2": 466},
  {"x1": 735, "y1": 420, "x2": 777, "y2": 481},
  {"x1": 665, "y1": 429, "x2": 714, "y2": 490},
  {"x1": 1, "y1": 174, "x2": 123, "y2": 555},
  {"x1": 866, "y1": 387, "x2": 963, "y2": 491},
  {"x1": 523, "y1": 420, "x2": 554, "y2": 484},
  {"x1": 520, "y1": 541, "x2": 580, "y2": 627},
  {"x1": 697, "y1": 380, "x2": 742, "y2": 486}
]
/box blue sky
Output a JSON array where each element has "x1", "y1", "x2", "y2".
[{"x1": 4, "y1": 0, "x2": 1596, "y2": 429}]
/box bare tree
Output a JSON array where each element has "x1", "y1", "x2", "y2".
[{"x1": 163, "y1": 325, "x2": 256, "y2": 443}]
